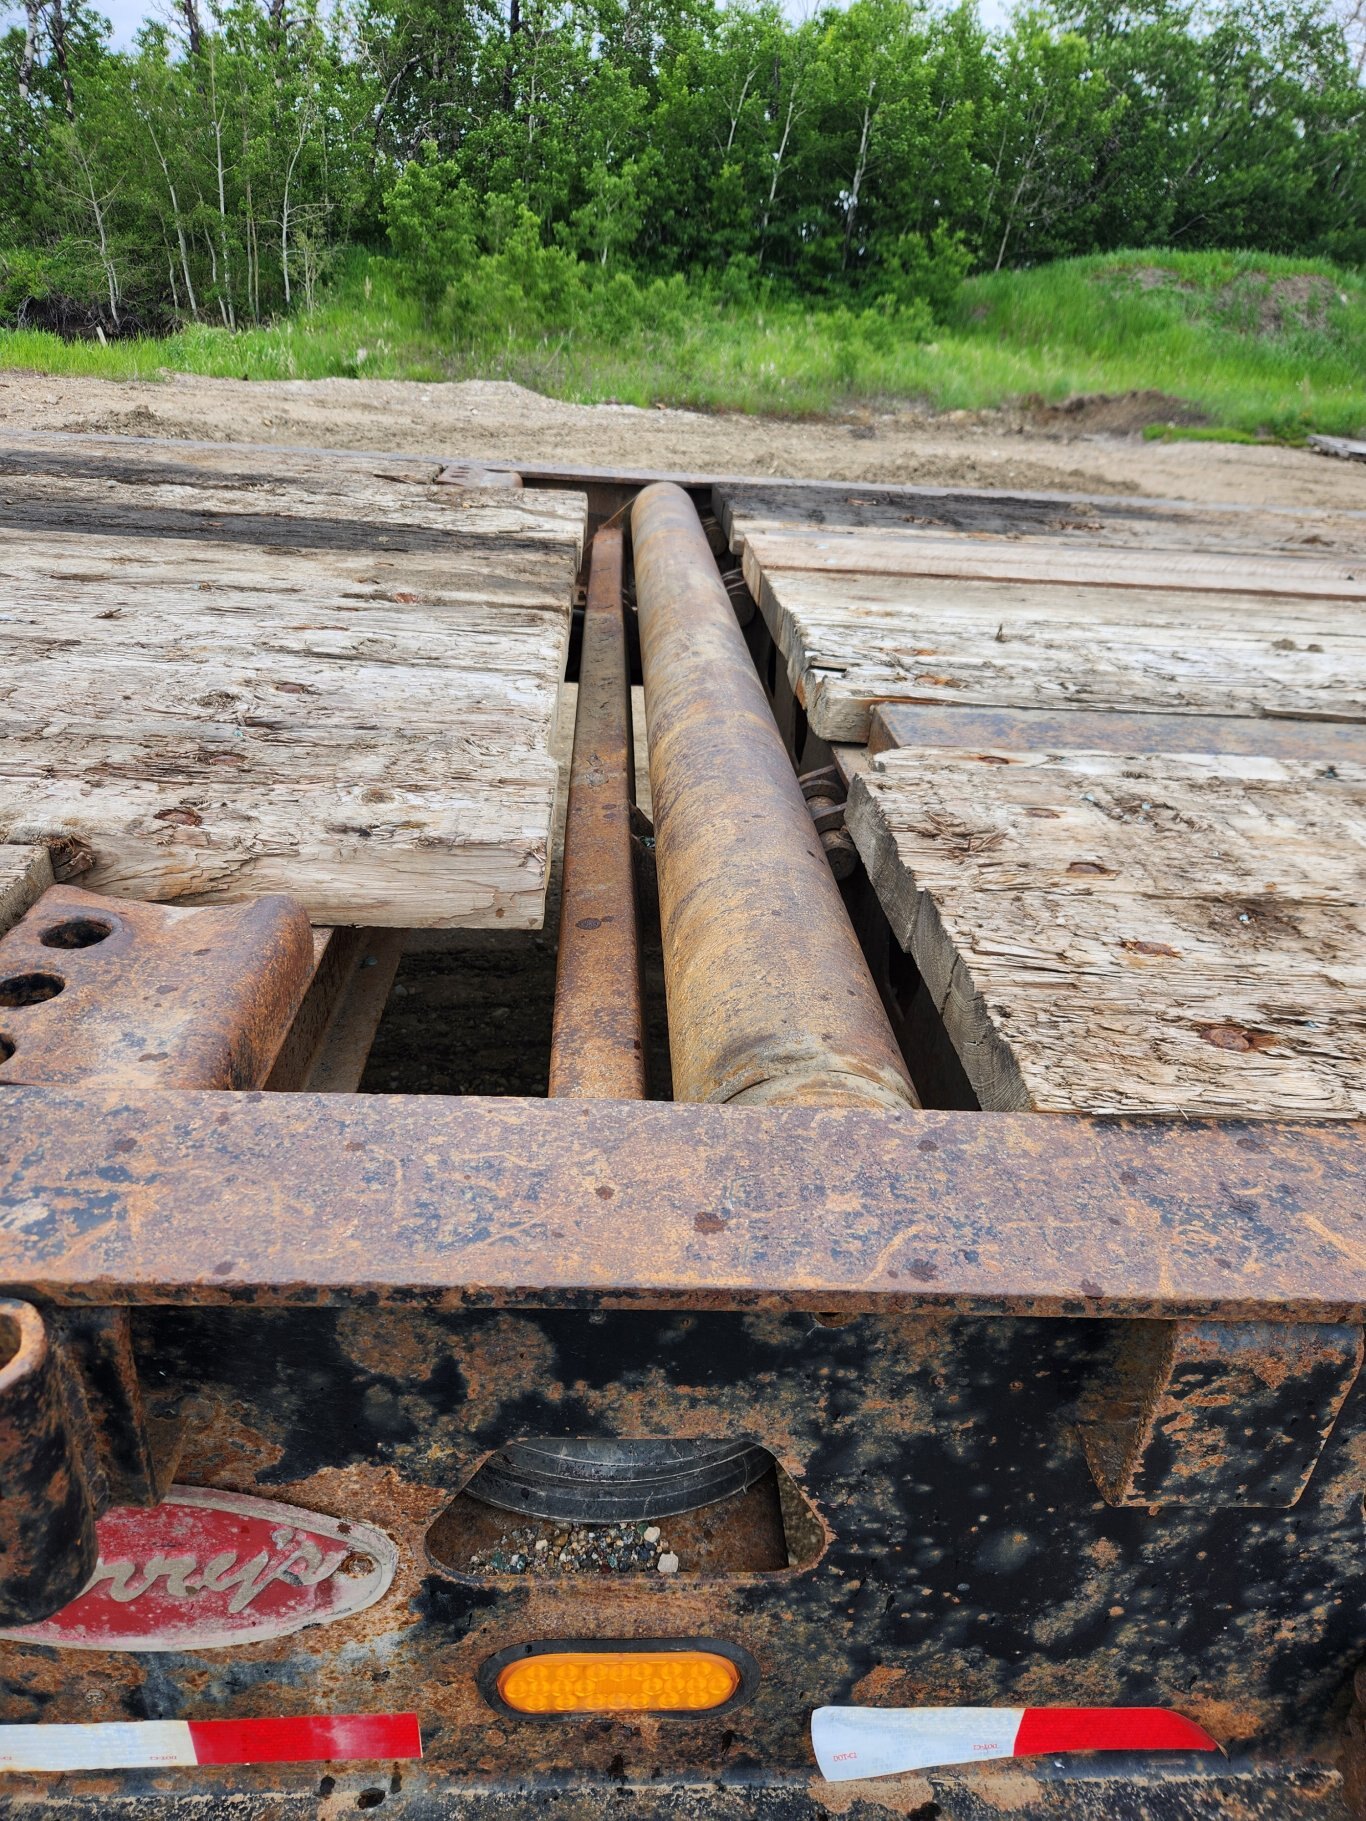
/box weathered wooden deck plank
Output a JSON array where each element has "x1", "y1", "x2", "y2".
[
  {"x1": 0, "y1": 847, "x2": 54, "y2": 938},
  {"x1": 0, "y1": 436, "x2": 580, "y2": 544},
  {"x1": 742, "y1": 527, "x2": 1366, "y2": 599},
  {"x1": 867, "y1": 703, "x2": 1366, "y2": 765},
  {"x1": 747, "y1": 567, "x2": 1366, "y2": 742},
  {"x1": 847, "y1": 749, "x2": 1366, "y2": 1118},
  {"x1": 0, "y1": 437, "x2": 586, "y2": 927},
  {"x1": 717, "y1": 480, "x2": 1366, "y2": 560}
]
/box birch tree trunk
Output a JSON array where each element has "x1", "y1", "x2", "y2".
[
  {"x1": 842, "y1": 77, "x2": 876, "y2": 270},
  {"x1": 207, "y1": 45, "x2": 237, "y2": 327},
  {"x1": 281, "y1": 118, "x2": 312, "y2": 307},
  {"x1": 19, "y1": 0, "x2": 40, "y2": 110},
  {"x1": 48, "y1": 0, "x2": 75, "y2": 120},
  {"x1": 759, "y1": 70, "x2": 806, "y2": 268},
  {"x1": 70, "y1": 139, "x2": 120, "y2": 325},
  {"x1": 142, "y1": 111, "x2": 200, "y2": 318},
  {"x1": 722, "y1": 64, "x2": 755, "y2": 153}
]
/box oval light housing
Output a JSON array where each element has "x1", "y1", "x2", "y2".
[{"x1": 482, "y1": 1639, "x2": 755, "y2": 1718}]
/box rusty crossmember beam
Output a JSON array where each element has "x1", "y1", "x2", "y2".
[
  {"x1": 265, "y1": 928, "x2": 406, "y2": 1093},
  {"x1": 0, "y1": 1087, "x2": 1362, "y2": 1318}
]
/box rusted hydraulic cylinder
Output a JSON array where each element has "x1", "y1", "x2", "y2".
[
  {"x1": 630, "y1": 482, "x2": 918, "y2": 1109},
  {"x1": 548, "y1": 525, "x2": 648, "y2": 1099}
]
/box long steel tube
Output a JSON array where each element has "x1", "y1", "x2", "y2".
[
  {"x1": 630, "y1": 482, "x2": 919, "y2": 1109},
  {"x1": 548, "y1": 526, "x2": 648, "y2": 1099}
]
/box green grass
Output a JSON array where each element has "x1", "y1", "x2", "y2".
[
  {"x1": 0, "y1": 260, "x2": 451, "y2": 384},
  {"x1": 945, "y1": 249, "x2": 1366, "y2": 441},
  {"x1": 3, "y1": 246, "x2": 1365, "y2": 440},
  {"x1": 1142, "y1": 424, "x2": 1263, "y2": 444}
]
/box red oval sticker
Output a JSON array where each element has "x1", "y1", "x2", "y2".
[{"x1": 0, "y1": 1487, "x2": 397, "y2": 1652}]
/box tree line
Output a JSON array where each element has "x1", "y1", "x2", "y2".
[{"x1": 2, "y1": 0, "x2": 1363, "y2": 335}]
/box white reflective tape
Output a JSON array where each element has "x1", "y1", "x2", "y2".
[
  {"x1": 0, "y1": 1720, "x2": 196, "y2": 1772},
  {"x1": 812, "y1": 1706, "x2": 1026, "y2": 1783}
]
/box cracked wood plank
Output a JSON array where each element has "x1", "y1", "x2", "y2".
[{"x1": 846, "y1": 748, "x2": 1366, "y2": 1118}]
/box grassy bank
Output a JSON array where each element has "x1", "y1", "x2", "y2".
[{"x1": 4, "y1": 248, "x2": 1364, "y2": 440}]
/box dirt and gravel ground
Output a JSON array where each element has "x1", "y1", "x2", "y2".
[{"x1": 4, "y1": 369, "x2": 1365, "y2": 510}]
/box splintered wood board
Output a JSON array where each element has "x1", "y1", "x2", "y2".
[
  {"x1": 0, "y1": 437, "x2": 587, "y2": 927},
  {"x1": 741, "y1": 567, "x2": 1366, "y2": 743},
  {"x1": 0, "y1": 847, "x2": 54, "y2": 936},
  {"x1": 846, "y1": 748, "x2": 1366, "y2": 1118}
]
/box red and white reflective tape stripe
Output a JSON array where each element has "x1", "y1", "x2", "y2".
[
  {"x1": 812, "y1": 1705, "x2": 1220, "y2": 1783},
  {"x1": 0, "y1": 1712, "x2": 422, "y2": 1774}
]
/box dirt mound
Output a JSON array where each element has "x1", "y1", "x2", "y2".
[
  {"x1": 1114, "y1": 264, "x2": 1344, "y2": 335},
  {"x1": 1128, "y1": 265, "x2": 1195, "y2": 294},
  {"x1": 1026, "y1": 389, "x2": 1208, "y2": 434},
  {"x1": 1238, "y1": 273, "x2": 1341, "y2": 334},
  {"x1": 86, "y1": 403, "x2": 187, "y2": 437}
]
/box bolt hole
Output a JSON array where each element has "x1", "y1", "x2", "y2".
[
  {"x1": 39, "y1": 918, "x2": 112, "y2": 950},
  {"x1": 0, "y1": 1035, "x2": 13, "y2": 1063},
  {"x1": 0, "y1": 972, "x2": 65, "y2": 1007}
]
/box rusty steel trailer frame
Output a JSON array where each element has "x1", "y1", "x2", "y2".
[
  {"x1": 548, "y1": 523, "x2": 648, "y2": 1103},
  {"x1": 0, "y1": 458, "x2": 1363, "y2": 1820}
]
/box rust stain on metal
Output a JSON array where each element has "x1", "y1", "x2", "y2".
[
  {"x1": 0, "y1": 884, "x2": 315, "y2": 1090},
  {"x1": 0, "y1": 1299, "x2": 97, "y2": 1624},
  {"x1": 1, "y1": 1301, "x2": 1358, "y2": 1810},
  {"x1": 549, "y1": 525, "x2": 647, "y2": 1101},
  {"x1": 0, "y1": 873, "x2": 321, "y2": 1609},
  {"x1": 1, "y1": 1089, "x2": 1364, "y2": 1320},
  {"x1": 1079, "y1": 1318, "x2": 1364, "y2": 1507},
  {"x1": 630, "y1": 482, "x2": 917, "y2": 1110}
]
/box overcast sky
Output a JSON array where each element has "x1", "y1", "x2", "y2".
[{"x1": 22, "y1": 0, "x2": 1012, "y2": 51}]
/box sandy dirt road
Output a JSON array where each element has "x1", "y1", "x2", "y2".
[{"x1": 3, "y1": 369, "x2": 1364, "y2": 512}]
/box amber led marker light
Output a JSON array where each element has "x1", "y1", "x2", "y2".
[{"x1": 480, "y1": 1639, "x2": 756, "y2": 1719}]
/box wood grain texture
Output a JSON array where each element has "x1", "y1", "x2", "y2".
[
  {"x1": 0, "y1": 848, "x2": 54, "y2": 938},
  {"x1": 717, "y1": 481, "x2": 1366, "y2": 560},
  {"x1": 846, "y1": 748, "x2": 1366, "y2": 1119},
  {"x1": 746, "y1": 565, "x2": 1366, "y2": 742},
  {"x1": 867, "y1": 702, "x2": 1366, "y2": 766},
  {"x1": 0, "y1": 435, "x2": 577, "y2": 535},
  {"x1": 0, "y1": 437, "x2": 586, "y2": 926},
  {"x1": 742, "y1": 527, "x2": 1366, "y2": 596}
]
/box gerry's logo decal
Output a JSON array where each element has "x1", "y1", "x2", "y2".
[{"x1": 0, "y1": 1487, "x2": 396, "y2": 1651}]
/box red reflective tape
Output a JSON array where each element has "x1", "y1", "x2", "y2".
[
  {"x1": 186, "y1": 1713, "x2": 422, "y2": 1766},
  {"x1": 1013, "y1": 1708, "x2": 1219, "y2": 1759}
]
